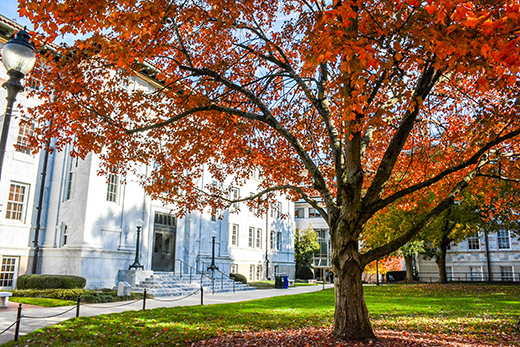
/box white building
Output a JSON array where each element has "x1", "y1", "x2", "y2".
[
  {"x1": 0, "y1": 15, "x2": 294, "y2": 290},
  {"x1": 416, "y1": 231, "x2": 520, "y2": 282},
  {"x1": 294, "y1": 199, "x2": 331, "y2": 280}
]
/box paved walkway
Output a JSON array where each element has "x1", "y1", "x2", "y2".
[{"x1": 0, "y1": 284, "x2": 333, "y2": 345}]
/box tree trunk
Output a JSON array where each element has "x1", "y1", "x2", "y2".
[
  {"x1": 332, "y1": 248, "x2": 375, "y2": 341},
  {"x1": 404, "y1": 254, "x2": 414, "y2": 282},
  {"x1": 436, "y1": 238, "x2": 449, "y2": 284}
]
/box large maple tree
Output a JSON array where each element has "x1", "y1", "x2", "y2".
[{"x1": 19, "y1": 0, "x2": 520, "y2": 340}]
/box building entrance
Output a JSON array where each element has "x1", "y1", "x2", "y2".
[{"x1": 151, "y1": 213, "x2": 176, "y2": 271}]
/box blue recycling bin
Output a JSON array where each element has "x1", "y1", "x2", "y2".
[{"x1": 282, "y1": 275, "x2": 289, "y2": 289}]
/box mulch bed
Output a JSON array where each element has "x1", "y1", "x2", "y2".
[{"x1": 191, "y1": 327, "x2": 517, "y2": 346}]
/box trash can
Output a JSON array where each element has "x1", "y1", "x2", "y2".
[
  {"x1": 275, "y1": 275, "x2": 284, "y2": 288},
  {"x1": 275, "y1": 274, "x2": 289, "y2": 289},
  {"x1": 282, "y1": 274, "x2": 289, "y2": 289}
]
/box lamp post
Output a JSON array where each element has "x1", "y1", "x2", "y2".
[
  {"x1": 0, "y1": 29, "x2": 36, "y2": 181},
  {"x1": 207, "y1": 232, "x2": 218, "y2": 272},
  {"x1": 129, "y1": 219, "x2": 145, "y2": 270}
]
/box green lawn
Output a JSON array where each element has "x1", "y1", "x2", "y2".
[
  {"x1": 9, "y1": 297, "x2": 76, "y2": 307},
  {"x1": 4, "y1": 284, "x2": 519, "y2": 346}
]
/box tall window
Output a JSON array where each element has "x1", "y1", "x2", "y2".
[
  {"x1": 6, "y1": 183, "x2": 28, "y2": 221},
  {"x1": 61, "y1": 224, "x2": 69, "y2": 247},
  {"x1": 467, "y1": 234, "x2": 480, "y2": 250},
  {"x1": 249, "y1": 194, "x2": 257, "y2": 214},
  {"x1": 497, "y1": 230, "x2": 511, "y2": 250},
  {"x1": 248, "y1": 227, "x2": 255, "y2": 247},
  {"x1": 256, "y1": 265, "x2": 262, "y2": 281},
  {"x1": 295, "y1": 208, "x2": 305, "y2": 218},
  {"x1": 256, "y1": 228, "x2": 262, "y2": 248},
  {"x1": 66, "y1": 156, "x2": 79, "y2": 200},
  {"x1": 316, "y1": 229, "x2": 329, "y2": 258},
  {"x1": 500, "y1": 266, "x2": 514, "y2": 281},
  {"x1": 232, "y1": 188, "x2": 240, "y2": 209},
  {"x1": 469, "y1": 266, "x2": 483, "y2": 281},
  {"x1": 231, "y1": 224, "x2": 239, "y2": 246},
  {"x1": 0, "y1": 257, "x2": 17, "y2": 288},
  {"x1": 274, "y1": 265, "x2": 279, "y2": 275},
  {"x1": 211, "y1": 207, "x2": 217, "y2": 222},
  {"x1": 276, "y1": 232, "x2": 282, "y2": 251},
  {"x1": 15, "y1": 121, "x2": 33, "y2": 154},
  {"x1": 249, "y1": 265, "x2": 255, "y2": 281},
  {"x1": 446, "y1": 266, "x2": 453, "y2": 281},
  {"x1": 270, "y1": 230, "x2": 276, "y2": 249},
  {"x1": 106, "y1": 169, "x2": 119, "y2": 202}
]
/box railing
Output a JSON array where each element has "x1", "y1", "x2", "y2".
[
  {"x1": 196, "y1": 259, "x2": 237, "y2": 293},
  {"x1": 174, "y1": 259, "x2": 213, "y2": 287},
  {"x1": 416, "y1": 271, "x2": 520, "y2": 283}
]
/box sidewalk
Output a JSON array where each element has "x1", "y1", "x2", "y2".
[{"x1": 0, "y1": 284, "x2": 332, "y2": 345}]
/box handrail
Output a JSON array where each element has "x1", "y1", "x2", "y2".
[
  {"x1": 175, "y1": 259, "x2": 213, "y2": 286},
  {"x1": 197, "y1": 259, "x2": 235, "y2": 281},
  {"x1": 196, "y1": 259, "x2": 238, "y2": 293}
]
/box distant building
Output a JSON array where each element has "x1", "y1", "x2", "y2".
[
  {"x1": 294, "y1": 199, "x2": 331, "y2": 280},
  {"x1": 0, "y1": 14, "x2": 294, "y2": 290},
  {"x1": 416, "y1": 230, "x2": 520, "y2": 282}
]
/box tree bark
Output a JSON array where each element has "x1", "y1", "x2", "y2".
[
  {"x1": 404, "y1": 254, "x2": 414, "y2": 282},
  {"x1": 332, "y1": 247, "x2": 375, "y2": 341},
  {"x1": 436, "y1": 237, "x2": 450, "y2": 284}
]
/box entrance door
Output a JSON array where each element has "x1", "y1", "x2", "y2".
[{"x1": 152, "y1": 213, "x2": 176, "y2": 271}]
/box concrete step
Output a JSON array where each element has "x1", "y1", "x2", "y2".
[{"x1": 133, "y1": 271, "x2": 256, "y2": 297}]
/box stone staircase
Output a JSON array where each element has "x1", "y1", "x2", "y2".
[{"x1": 133, "y1": 271, "x2": 256, "y2": 297}]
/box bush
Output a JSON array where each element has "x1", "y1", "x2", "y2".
[
  {"x1": 17, "y1": 274, "x2": 86, "y2": 290},
  {"x1": 296, "y1": 266, "x2": 314, "y2": 280},
  {"x1": 11, "y1": 289, "x2": 86, "y2": 300},
  {"x1": 229, "y1": 273, "x2": 247, "y2": 284},
  {"x1": 10, "y1": 288, "x2": 142, "y2": 302}
]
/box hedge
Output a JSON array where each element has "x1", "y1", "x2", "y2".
[
  {"x1": 10, "y1": 288, "x2": 142, "y2": 302},
  {"x1": 296, "y1": 266, "x2": 314, "y2": 280},
  {"x1": 10, "y1": 288, "x2": 86, "y2": 301},
  {"x1": 229, "y1": 273, "x2": 247, "y2": 284},
  {"x1": 17, "y1": 274, "x2": 87, "y2": 290}
]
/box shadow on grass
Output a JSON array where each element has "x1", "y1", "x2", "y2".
[{"x1": 5, "y1": 284, "x2": 520, "y2": 347}]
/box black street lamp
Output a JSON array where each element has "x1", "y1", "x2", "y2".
[
  {"x1": 207, "y1": 235, "x2": 219, "y2": 272},
  {"x1": 0, "y1": 29, "x2": 36, "y2": 181},
  {"x1": 129, "y1": 219, "x2": 145, "y2": 270}
]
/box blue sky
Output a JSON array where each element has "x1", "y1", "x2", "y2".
[{"x1": 2, "y1": 0, "x2": 33, "y2": 29}]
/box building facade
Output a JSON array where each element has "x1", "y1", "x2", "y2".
[
  {"x1": 416, "y1": 230, "x2": 520, "y2": 282},
  {"x1": 294, "y1": 199, "x2": 332, "y2": 280},
  {"x1": 0, "y1": 15, "x2": 294, "y2": 290}
]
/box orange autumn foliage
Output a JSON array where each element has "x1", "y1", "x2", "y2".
[{"x1": 18, "y1": 0, "x2": 520, "y2": 340}]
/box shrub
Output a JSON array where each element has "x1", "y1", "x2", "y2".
[
  {"x1": 229, "y1": 273, "x2": 247, "y2": 284},
  {"x1": 11, "y1": 289, "x2": 86, "y2": 300},
  {"x1": 17, "y1": 274, "x2": 86, "y2": 290},
  {"x1": 10, "y1": 288, "x2": 142, "y2": 302},
  {"x1": 296, "y1": 266, "x2": 314, "y2": 280}
]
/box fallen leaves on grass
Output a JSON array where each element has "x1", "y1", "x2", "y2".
[{"x1": 191, "y1": 327, "x2": 516, "y2": 347}]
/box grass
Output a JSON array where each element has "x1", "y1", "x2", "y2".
[
  {"x1": 249, "y1": 280, "x2": 319, "y2": 289},
  {"x1": 9, "y1": 297, "x2": 76, "y2": 307},
  {"x1": 4, "y1": 284, "x2": 519, "y2": 346}
]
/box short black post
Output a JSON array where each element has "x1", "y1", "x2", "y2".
[
  {"x1": 322, "y1": 279, "x2": 325, "y2": 290},
  {"x1": 76, "y1": 296, "x2": 81, "y2": 318},
  {"x1": 212, "y1": 277, "x2": 215, "y2": 295},
  {"x1": 143, "y1": 289, "x2": 147, "y2": 310},
  {"x1": 200, "y1": 286, "x2": 204, "y2": 306},
  {"x1": 233, "y1": 280, "x2": 235, "y2": 293},
  {"x1": 14, "y1": 303, "x2": 22, "y2": 341}
]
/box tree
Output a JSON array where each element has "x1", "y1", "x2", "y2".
[
  {"x1": 20, "y1": 0, "x2": 520, "y2": 341},
  {"x1": 294, "y1": 228, "x2": 320, "y2": 279}
]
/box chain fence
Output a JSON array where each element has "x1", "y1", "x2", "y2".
[{"x1": 0, "y1": 286, "x2": 205, "y2": 343}]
